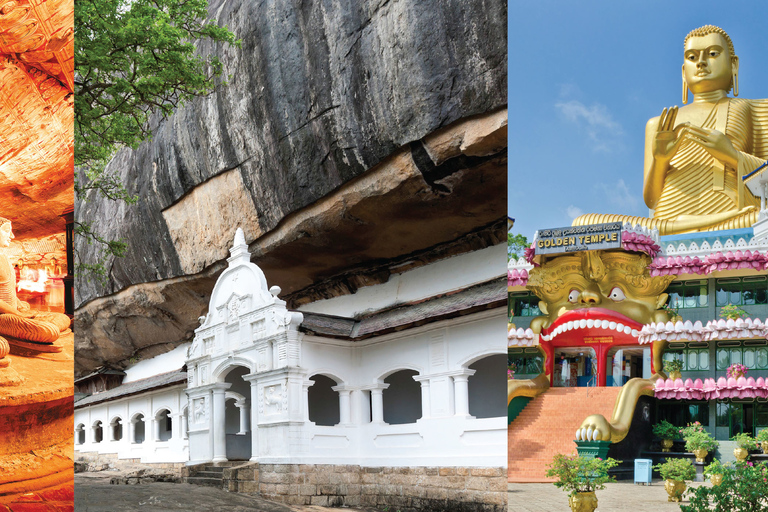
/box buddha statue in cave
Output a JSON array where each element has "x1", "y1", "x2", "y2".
[
  {"x1": 573, "y1": 25, "x2": 767, "y2": 235},
  {"x1": 0, "y1": 218, "x2": 70, "y2": 347}
]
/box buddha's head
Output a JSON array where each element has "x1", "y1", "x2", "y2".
[
  {"x1": 0, "y1": 219, "x2": 13, "y2": 248},
  {"x1": 683, "y1": 25, "x2": 738, "y2": 98}
]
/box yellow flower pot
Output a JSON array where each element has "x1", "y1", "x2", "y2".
[
  {"x1": 665, "y1": 479, "x2": 686, "y2": 502},
  {"x1": 661, "y1": 439, "x2": 674, "y2": 452},
  {"x1": 762, "y1": 441, "x2": 768, "y2": 454},
  {"x1": 568, "y1": 491, "x2": 598, "y2": 512},
  {"x1": 692, "y1": 448, "x2": 708, "y2": 463},
  {"x1": 734, "y1": 447, "x2": 749, "y2": 461},
  {"x1": 710, "y1": 474, "x2": 723, "y2": 486},
  {"x1": 669, "y1": 371, "x2": 682, "y2": 380}
]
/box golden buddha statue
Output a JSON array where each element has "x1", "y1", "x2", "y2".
[
  {"x1": 0, "y1": 219, "x2": 70, "y2": 349},
  {"x1": 573, "y1": 25, "x2": 767, "y2": 234}
]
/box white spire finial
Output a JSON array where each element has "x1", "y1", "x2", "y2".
[{"x1": 228, "y1": 227, "x2": 250, "y2": 266}]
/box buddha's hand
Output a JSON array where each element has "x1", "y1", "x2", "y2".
[
  {"x1": 652, "y1": 106, "x2": 688, "y2": 164},
  {"x1": 575, "y1": 414, "x2": 613, "y2": 442},
  {"x1": 683, "y1": 125, "x2": 739, "y2": 168}
]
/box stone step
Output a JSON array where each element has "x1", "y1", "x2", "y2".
[
  {"x1": 194, "y1": 471, "x2": 224, "y2": 478},
  {"x1": 201, "y1": 466, "x2": 225, "y2": 474},
  {"x1": 508, "y1": 387, "x2": 622, "y2": 482},
  {"x1": 186, "y1": 476, "x2": 224, "y2": 488}
]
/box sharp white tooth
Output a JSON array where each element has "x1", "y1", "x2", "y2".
[
  {"x1": 586, "y1": 427, "x2": 593, "y2": 440},
  {"x1": 567, "y1": 321, "x2": 574, "y2": 331},
  {"x1": 579, "y1": 319, "x2": 588, "y2": 328},
  {"x1": 576, "y1": 429, "x2": 581, "y2": 441},
  {"x1": 609, "y1": 322, "x2": 617, "y2": 330},
  {"x1": 624, "y1": 326, "x2": 631, "y2": 334},
  {"x1": 580, "y1": 428, "x2": 587, "y2": 440},
  {"x1": 593, "y1": 429, "x2": 600, "y2": 441},
  {"x1": 600, "y1": 320, "x2": 609, "y2": 329},
  {"x1": 617, "y1": 323, "x2": 625, "y2": 332},
  {"x1": 631, "y1": 329, "x2": 639, "y2": 337},
  {"x1": 586, "y1": 319, "x2": 595, "y2": 328}
]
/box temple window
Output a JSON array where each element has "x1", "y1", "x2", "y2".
[
  {"x1": 664, "y1": 342, "x2": 710, "y2": 372},
  {"x1": 307, "y1": 375, "x2": 340, "y2": 426},
  {"x1": 667, "y1": 280, "x2": 708, "y2": 309},
  {"x1": 715, "y1": 340, "x2": 768, "y2": 371},
  {"x1": 110, "y1": 417, "x2": 123, "y2": 441},
  {"x1": 75, "y1": 424, "x2": 85, "y2": 445},
  {"x1": 382, "y1": 370, "x2": 421, "y2": 424},
  {"x1": 508, "y1": 348, "x2": 543, "y2": 379},
  {"x1": 92, "y1": 421, "x2": 103, "y2": 443},
  {"x1": 716, "y1": 276, "x2": 768, "y2": 307},
  {"x1": 156, "y1": 409, "x2": 172, "y2": 441},
  {"x1": 133, "y1": 414, "x2": 146, "y2": 444},
  {"x1": 467, "y1": 355, "x2": 507, "y2": 419},
  {"x1": 509, "y1": 292, "x2": 541, "y2": 317}
]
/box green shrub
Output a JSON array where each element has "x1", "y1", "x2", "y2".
[
  {"x1": 654, "y1": 458, "x2": 696, "y2": 482},
  {"x1": 545, "y1": 454, "x2": 620, "y2": 497},
  {"x1": 756, "y1": 429, "x2": 768, "y2": 444},
  {"x1": 682, "y1": 461, "x2": 768, "y2": 512},
  {"x1": 732, "y1": 433, "x2": 758, "y2": 451},
  {"x1": 663, "y1": 359, "x2": 683, "y2": 374},
  {"x1": 703, "y1": 459, "x2": 727, "y2": 478},
  {"x1": 684, "y1": 430, "x2": 718, "y2": 452},
  {"x1": 652, "y1": 420, "x2": 680, "y2": 440}
]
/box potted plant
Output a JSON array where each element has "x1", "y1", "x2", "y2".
[
  {"x1": 757, "y1": 429, "x2": 768, "y2": 454},
  {"x1": 546, "y1": 454, "x2": 620, "y2": 512},
  {"x1": 655, "y1": 458, "x2": 696, "y2": 502},
  {"x1": 653, "y1": 420, "x2": 679, "y2": 452},
  {"x1": 684, "y1": 430, "x2": 718, "y2": 463},
  {"x1": 727, "y1": 363, "x2": 748, "y2": 380},
  {"x1": 507, "y1": 362, "x2": 516, "y2": 380},
  {"x1": 732, "y1": 433, "x2": 757, "y2": 461},
  {"x1": 720, "y1": 303, "x2": 748, "y2": 320},
  {"x1": 663, "y1": 358, "x2": 683, "y2": 380},
  {"x1": 703, "y1": 459, "x2": 727, "y2": 486}
]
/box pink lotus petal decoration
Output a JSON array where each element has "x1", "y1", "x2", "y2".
[{"x1": 655, "y1": 374, "x2": 768, "y2": 400}]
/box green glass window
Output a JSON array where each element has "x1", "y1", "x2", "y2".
[
  {"x1": 510, "y1": 293, "x2": 541, "y2": 317},
  {"x1": 667, "y1": 280, "x2": 708, "y2": 309},
  {"x1": 716, "y1": 277, "x2": 768, "y2": 307}
]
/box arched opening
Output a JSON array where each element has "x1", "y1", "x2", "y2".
[
  {"x1": 554, "y1": 347, "x2": 597, "y2": 387},
  {"x1": 92, "y1": 421, "x2": 103, "y2": 443},
  {"x1": 75, "y1": 424, "x2": 85, "y2": 445},
  {"x1": 382, "y1": 369, "x2": 422, "y2": 425},
  {"x1": 110, "y1": 417, "x2": 123, "y2": 441},
  {"x1": 133, "y1": 414, "x2": 145, "y2": 444},
  {"x1": 607, "y1": 346, "x2": 650, "y2": 386},
  {"x1": 156, "y1": 409, "x2": 172, "y2": 441},
  {"x1": 223, "y1": 365, "x2": 251, "y2": 460},
  {"x1": 308, "y1": 374, "x2": 340, "y2": 426},
  {"x1": 468, "y1": 354, "x2": 507, "y2": 418}
]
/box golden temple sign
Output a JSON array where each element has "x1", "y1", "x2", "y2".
[{"x1": 536, "y1": 223, "x2": 621, "y2": 255}]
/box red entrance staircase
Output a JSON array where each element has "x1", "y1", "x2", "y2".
[{"x1": 507, "y1": 387, "x2": 622, "y2": 482}]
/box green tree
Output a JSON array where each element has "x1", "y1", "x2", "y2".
[
  {"x1": 508, "y1": 232, "x2": 529, "y2": 261},
  {"x1": 75, "y1": 0, "x2": 237, "y2": 279}
]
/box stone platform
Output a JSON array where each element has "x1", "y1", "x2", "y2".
[{"x1": 0, "y1": 330, "x2": 73, "y2": 496}]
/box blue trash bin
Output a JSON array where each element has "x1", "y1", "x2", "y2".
[{"x1": 634, "y1": 458, "x2": 652, "y2": 485}]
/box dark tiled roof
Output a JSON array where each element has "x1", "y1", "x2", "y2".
[
  {"x1": 74, "y1": 370, "x2": 187, "y2": 408},
  {"x1": 301, "y1": 277, "x2": 505, "y2": 340}
]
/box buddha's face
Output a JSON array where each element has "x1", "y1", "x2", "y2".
[
  {"x1": 0, "y1": 223, "x2": 13, "y2": 247},
  {"x1": 683, "y1": 32, "x2": 735, "y2": 94}
]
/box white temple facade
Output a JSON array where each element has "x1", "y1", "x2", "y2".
[{"x1": 76, "y1": 228, "x2": 507, "y2": 470}]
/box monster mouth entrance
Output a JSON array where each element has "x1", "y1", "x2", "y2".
[{"x1": 540, "y1": 307, "x2": 643, "y2": 345}]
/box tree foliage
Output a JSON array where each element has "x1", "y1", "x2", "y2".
[
  {"x1": 74, "y1": 0, "x2": 237, "y2": 280},
  {"x1": 508, "y1": 232, "x2": 529, "y2": 260}
]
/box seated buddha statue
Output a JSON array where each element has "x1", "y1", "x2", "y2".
[
  {"x1": 573, "y1": 25, "x2": 767, "y2": 235},
  {"x1": 0, "y1": 219, "x2": 70, "y2": 347}
]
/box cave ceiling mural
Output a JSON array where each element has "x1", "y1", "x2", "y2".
[{"x1": 0, "y1": 0, "x2": 73, "y2": 238}]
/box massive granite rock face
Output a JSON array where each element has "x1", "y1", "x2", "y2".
[{"x1": 75, "y1": 0, "x2": 507, "y2": 375}]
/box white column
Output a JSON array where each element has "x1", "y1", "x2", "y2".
[
  {"x1": 351, "y1": 389, "x2": 370, "y2": 424},
  {"x1": 370, "y1": 383, "x2": 389, "y2": 424},
  {"x1": 172, "y1": 413, "x2": 182, "y2": 440},
  {"x1": 302, "y1": 380, "x2": 314, "y2": 422},
  {"x1": 149, "y1": 418, "x2": 157, "y2": 443},
  {"x1": 212, "y1": 384, "x2": 230, "y2": 462},
  {"x1": 108, "y1": 421, "x2": 115, "y2": 441},
  {"x1": 236, "y1": 400, "x2": 249, "y2": 434},
  {"x1": 244, "y1": 374, "x2": 259, "y2": 461},
  {"x1": 129, "y1": 419, "x2": 136, "y2": 444},
  {"x1": 413, "y1": 376, "x2": 432, "y2": 419},
  {"x1": 332, "y1": 385, "x2": 352, "y2": 425},
  {"x1": 452, "y1": 369, "x2": 475, "y2": 417},
  {"x1": 182, "y1": 411, "x2": 188, "y2": 439}
]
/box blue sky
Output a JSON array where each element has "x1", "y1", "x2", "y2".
[{"x1": 508, "y1": 1, "x2": 768, "y2": 241}]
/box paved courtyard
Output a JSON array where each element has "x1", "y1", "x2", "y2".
[
  {"x1": 75, "y1": 473, "x2": 372, "y2": 512},
  {"x1": 508, "y1": 481, "x2": 711, "y2": 511}
]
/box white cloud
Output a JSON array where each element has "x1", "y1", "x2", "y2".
[
  {"x1": 596, "y1": 179, "x2": 639, "y2": 211},
  {"x1": 566, "y1": 205, "x2": 584, "y2": 219},
  {"x1": 554, "y1": 100, "x2": 623, "y2": 152}
]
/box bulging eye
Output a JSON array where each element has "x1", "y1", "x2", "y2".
[
  {"x1": 608, "y1": 287, "x2": 626, "y2": 302},
  {"x1": 568, "y1": 289, "x2": 580, "y2": 303}
]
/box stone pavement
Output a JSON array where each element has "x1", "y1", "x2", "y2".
[
  {"x1": 508, "y1": 481, "x2": 711, "y2": 511},
  {"x1": 75, "y1": 473, "x2": 374, "y2": 512},
  {"x1": 0, "y1": 482, "x2": 73, "y2": 512}
]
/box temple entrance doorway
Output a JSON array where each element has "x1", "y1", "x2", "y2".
[
  {"x1": 223, "y1": 366, "x2": 252, "y2": 461},
  {"x1": 553, "y1": 348, "x2": 597, "y2": 387},
  {"x1": 606, "y1": 346, "x2": 650, "y2": 386}
]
